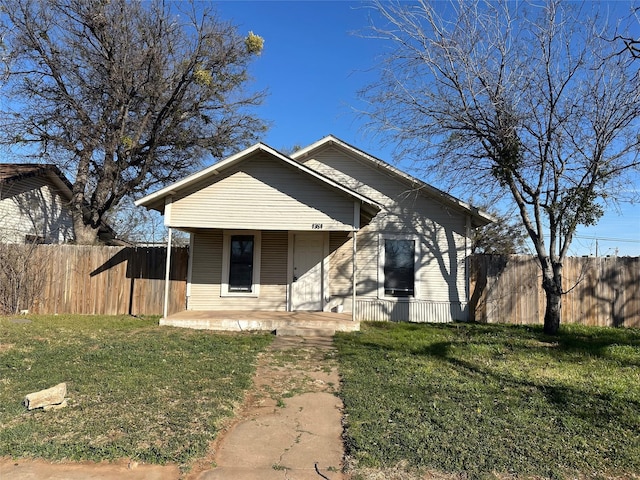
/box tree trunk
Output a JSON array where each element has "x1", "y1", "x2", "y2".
[
  {"x1": 542, "y1": 263, "x2": 563, "y2": 335},
  {"x1": 543, "y1": 284, "x2": 561, "y2": 335},
  {"x1": 71, "y1": 211, "x2": 100, "y2": 245}
]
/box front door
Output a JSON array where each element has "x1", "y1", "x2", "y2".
[{"x1": 291, "y1": 233, "x2": 324, "y2": 311}]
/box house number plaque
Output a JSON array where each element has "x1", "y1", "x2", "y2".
[{"x1": 312, "y1": 223, "x2": 323, "y2": 229}]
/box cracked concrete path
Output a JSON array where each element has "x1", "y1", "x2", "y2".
[{"x1": 194, "y1": 335, "x2": 345, "y2": 480}]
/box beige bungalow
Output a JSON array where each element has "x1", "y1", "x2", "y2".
[{"x1": 135, "y1": 135, "x2": 492, "y2": 329}]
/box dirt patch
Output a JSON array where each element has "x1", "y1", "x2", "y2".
[{"x1": 252, "y1": 335, "x2": 341, "y2": 398}]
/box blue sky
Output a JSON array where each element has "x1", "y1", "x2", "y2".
[
  {"x1": 214, "y1": 0, "x2": 640, "y2": 257},
  {"x1": 216, "y1": 1, "x2": 380, "y2": 152}
]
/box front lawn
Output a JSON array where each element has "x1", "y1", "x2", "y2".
[
  {"x1": 336, "y1": 322, "x2": 640, "y2": 479},
  {"x1": 0, "y1": 315, "x2": 271, "y2": 468}
]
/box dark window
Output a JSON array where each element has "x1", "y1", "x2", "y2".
[
  {"x1": 25, "y1": 234, "x2": 45, "y2": 245},
  {"x1": 384, "y1": 239, "x2": 415, "y2": 297},
  {"x1": 229, "y1": 235, "x2": 254, "y2": 292}
]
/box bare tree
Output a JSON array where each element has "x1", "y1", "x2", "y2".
[
  {"x1": 362, "y1": 0, "x2": 640, "y2": 334},
  {"x1": 472, "y1": 206, "x2": 528, "y2": 255},
  {"x1": 103, "y1": 197, "x2": 190, "y2": 246},
  {"x1": 0, "y1": 0, "x2": 266, "y2": 244},
  {"x1": 103, "y1": 197, "x2": 166, "y2": 244},
  {"x1": 614, "y1": 6, "x2": 640, "y2": 59}
]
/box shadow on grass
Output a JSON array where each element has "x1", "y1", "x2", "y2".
[
  {"x1": 337, "y1": 321, "x2": 640, "y2": 477},
  {"x1": 359, "y1": 321, "x2": 640, "y2": 412},
  {"x1": 421, "y1": 340, "x2": 640, "y2": 425},
  {"x1": 357, "y1": 320, "x2": 640, "y2": 361}
]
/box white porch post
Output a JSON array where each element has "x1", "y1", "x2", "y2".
[
  {"x1": 465, "y1": 216, "x2": 472, "y2": 320},
  {"x1": 163, "y1": 227, "x2": 173, "y2": 319},
  {"x1": 352, "y1": 229, "x2": 357, "y2": 322}
]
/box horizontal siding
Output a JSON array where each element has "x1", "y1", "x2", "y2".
[
  {"x1": 188, "y1": 230, "x2": 223, "y2": 307},
  {"x1": 355, "y1": 223, "x2": 467, "y2": 304},
  {"x1": 182, "y1": 145, "x2": 473, "y2": 321},
  {"x1": 188, "y1": 230, "x2": 288, "y2": 311},
  {"x1": 357, "y1": 298, "x2": 467, "y2": 323},
  {"x1": 303, "y1": 146, "x2": 470, "y2": 305},
  {"x1": 328, "y1": 231, "x2": 352, "y2": 297},
  {"x1": 304, "y1": 151, "x2": 400, "y2": 206},
  {"x1": 170, "y1": 152, "x2": 355, "y2": 231},
  {"x1": 0, "y1": 176, "x2": 74, "y2": 243},
  {"x1": 261, "y1": 231, "x2": 288, "y2": 285},
  {"x1": 355, "y1": 229, "x2": 379, "y2": 296}
]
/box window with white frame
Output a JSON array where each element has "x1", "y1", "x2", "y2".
[
  {"x1": 222, "y1": 231, "x2": 261, "y2": 296},
  {"x1": 380, "y1": 235, "x2": 418, "y2": 298}
]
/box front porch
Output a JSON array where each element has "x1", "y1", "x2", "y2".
[{"x1": 161, "y1": 310, "x2": 359, "y2": 335}]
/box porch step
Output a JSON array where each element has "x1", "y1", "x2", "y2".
[
  {"x1": 161, "y1": 312, "x2": 359, "y2": 333},
  {"x1": 275, "y1": 326, "x2": 336, "y2": 337}
]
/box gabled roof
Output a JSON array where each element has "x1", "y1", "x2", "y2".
[
  {"x1": 135, "y1": 142, "x2": 382, "y2": 213},
  {"x1": 291, "y1": 135, "x2": 494, "y2": 227},
  {"x1": 0, "y1": 163, "x2": 122, "y2": 245}
]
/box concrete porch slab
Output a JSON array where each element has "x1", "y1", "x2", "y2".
[{"x1": 161, "y1": 310, "x2": 360, "y2": 333}]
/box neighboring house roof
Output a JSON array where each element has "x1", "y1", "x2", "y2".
[
  {"x1": 0, "y1": 163, "x2": 121, "y2": 244},
  {"x1": 291, "y1": 135, "x2": 494, "y2": 228},
  {"x1": 0, "y1": 163, "x2": 74, "y2": 193},
  {"x1": 135, "y1": 142, "x2": 382, "y2": 215}
]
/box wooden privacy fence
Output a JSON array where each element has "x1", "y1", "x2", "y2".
[
  {"x1": 0, "y1": 245, "x2": 188, "y2": 316},
  {"x1": 3, "y1": 245, "x2": 638, "y2": 327},
  {"x1": 469, "y1": 255, "x2": 640, "y2": 328}
]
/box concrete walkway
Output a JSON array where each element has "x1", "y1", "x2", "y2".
[
  {"x1": 0, "y1": 336, "x2": 346, "y2": 480},
  {"x1": 194, "y1": 335, "x2": 345, "y2": 480}
]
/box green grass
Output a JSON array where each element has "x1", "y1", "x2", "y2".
[
  {"x1": 336, "y1": 322, "x2": 640, "y2": 479},
  {"x1": 0, "y1": 315, "x2": 271, "y2": 467}
]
